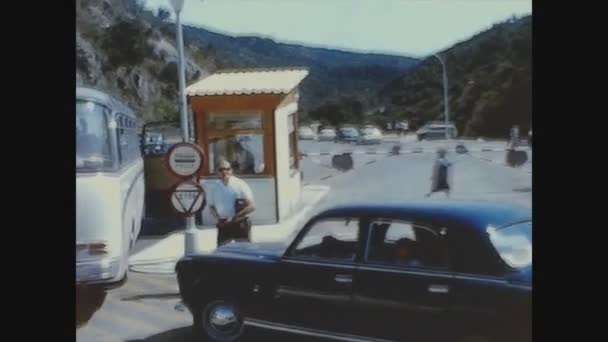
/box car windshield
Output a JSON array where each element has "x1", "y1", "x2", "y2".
[
  {"x1": 488, "y1": 221, "x2": 532, "y2": 268},
  {"x1": 147, "y1": 134, "x2": 162, "y2": 143},
  {"x1": 76, "y1": 100, "x2": 114, "y2": 172},
  {"x1": 300, "y1": 127, "x2": 313, "y2": 134}
]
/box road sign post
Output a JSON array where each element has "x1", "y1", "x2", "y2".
[
  {"x1": 169, "y1": 180, "x2": 206, "y2": 217},
  {"x1": 165, "y1": 142, "x2": 205, "y2": 179},
  {"x1": 165, "y1": 142, "x2": 206, "y2": 256}
]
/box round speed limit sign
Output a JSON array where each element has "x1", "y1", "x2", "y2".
[
  {"x1": 165, "y1": 142, "x2": 206, "y2": 179},
  {"x1": 169, "y1": 180, "x2": 206, "y2": 217}
]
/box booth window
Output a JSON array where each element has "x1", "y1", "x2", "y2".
[
  {"x1": 207, "y1": 111, "x2": 266, "y2": 176},
  {"x1": 208, "y1": 112, "x2": 263, "y2": 130},
  {"x1": 288, "y1": 114, "x2": 298, "y2": 171}
]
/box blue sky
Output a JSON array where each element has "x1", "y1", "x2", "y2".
[{"x1": 144, "y1": 0, "x2": 532, "y2": 57}]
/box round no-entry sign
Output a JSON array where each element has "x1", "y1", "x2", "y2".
[
  {"x1": 165, "y1": 142, "x2": 205, "y2": 178},
  {"x1": 169, "y1": 180, "x2": 206, "y2": 217}
]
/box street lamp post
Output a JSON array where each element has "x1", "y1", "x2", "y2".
[
  {"x1": 433, "y1": 53, "x2": 450, "y2": 139},
  {"x1": 169, "y1": 0, "x2": 201, "y2": 256},
  {"x1": 170, "y1": 0, "x2": 189, "y2": 142}
]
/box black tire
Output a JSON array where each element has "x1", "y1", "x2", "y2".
[{"x1": 193, "y1": 298, "x2": 245, "y2": 342}]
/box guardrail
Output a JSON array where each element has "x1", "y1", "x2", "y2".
[{"x1": 300, "y1": 146, "x2": 520, "y2": 157}]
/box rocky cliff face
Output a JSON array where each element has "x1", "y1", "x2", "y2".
[
  {"x1": 76, "y1": 0, "x2": 418, "y2": 124},
  {"x1": 76, "y1": 0, "x2": 208, "y2": 122}
]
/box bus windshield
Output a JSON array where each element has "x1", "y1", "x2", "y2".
[{"x1": 76, "y1": 100, "x2": 114, "y2": 172}]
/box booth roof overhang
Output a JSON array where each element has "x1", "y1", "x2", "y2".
[{"x1": 185, "y1": 67, "x2": 309, "y2": 97}]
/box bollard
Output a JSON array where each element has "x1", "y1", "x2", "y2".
[
  {"x1": 506, "y1": 149, "x2": 528, "y2": 167},
  {"x1": 391, "y1": 145, "x2": 401, "y2": 155},
  {"x1": 184, "y1": 225, "x2": 202, "y2": 255},
  {"x1": 331, "y1": 153, "x2": 354, "y2": 172},
  {"x1": 455, "y1": 144, "x2": 468, "y2": 154}
]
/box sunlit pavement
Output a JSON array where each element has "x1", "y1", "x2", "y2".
[{"x1": 77, "y1": 138, "x2": 531, "y2": 341}]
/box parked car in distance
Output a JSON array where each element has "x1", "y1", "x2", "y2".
[
  {"x1": 318, "y1": 128, "x2": 337, "y2": 141},
  {"x1": 298, "y1": 126, "x2": 317, "y2": 140},
  {"x1": 455, "y1": 143, "x2": 469, "y2": 154},
  {"x1": 144, "y1": 132, "x2": 165, "y2": 155},
  {"x1": 336, "y1": 126, "x2": 361, "y2": 144},
  {"x1": 176, "y1": 201, "x2": 532, "y2": 342},
  {"x1": 417, "y1": 122, "x2": 458, "y2": 140},
  {"x1": 359, "y1": 126, "x2": 383, "y2": 145}
]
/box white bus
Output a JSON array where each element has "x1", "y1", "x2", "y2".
[{"x1": 76, "y1": 87, "x2": 145, "y2": 289}]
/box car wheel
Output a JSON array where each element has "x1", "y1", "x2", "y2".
[{"x1": 194, "y1": 299, "x2": 245, "y2": 342}]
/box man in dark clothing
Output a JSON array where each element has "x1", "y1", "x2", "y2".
[{"x1": 426, "y1": 148, "x2": 452, "y2": 198}]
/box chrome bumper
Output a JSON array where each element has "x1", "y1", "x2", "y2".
[{"x1": 76, "y1": 257, "x2": 121, "y2": 284}]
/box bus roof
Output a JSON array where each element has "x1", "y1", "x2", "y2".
[{"x1": 76, "y1": 87, "x2": 136, "y2": 119}]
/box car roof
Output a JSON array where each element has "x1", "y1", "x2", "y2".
[{"x1": 314, "y1": 200, "x2": 530, "y2": 233}]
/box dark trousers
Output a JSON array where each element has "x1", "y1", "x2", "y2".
[{"x1": 217, "y1": 219, "x2": 251, "y2": 247}]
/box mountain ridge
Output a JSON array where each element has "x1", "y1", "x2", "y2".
[{"x1": 76, "y1": 0, "x2": 418, "y2": 122}]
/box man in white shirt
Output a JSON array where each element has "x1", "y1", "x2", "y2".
[{"x1": 209, "y1": 159, "x2": 256, "y2": 246}]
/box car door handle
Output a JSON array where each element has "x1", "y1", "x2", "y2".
[
  {"x1": 428, "y1": 284, "x2": 450, "y2": 294},
  {"x1": 334, "y1": 274, "x2": 353, "y2": 284}
]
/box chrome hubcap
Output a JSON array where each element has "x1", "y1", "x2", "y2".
[{"x1": 207, "y1": 303, "x2": 240, "y2": 336}]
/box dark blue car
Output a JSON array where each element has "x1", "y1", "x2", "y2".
[
  {"x1": 176, "y1": 201, "x2": 532, "y2": 342},
  {"x1": 335, "y1": 126, "x2": 361, "y2": 144}
]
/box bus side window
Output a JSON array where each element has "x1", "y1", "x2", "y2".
[
  {"x1": 119, "y1": 116, "x2": 141, "y2": 166},
  {"x1": 127, "y1": 119, "x2": 139, "y2": 160},
  {"x1": 117, "y1": 115, "x2": 129, "y2": 167}
]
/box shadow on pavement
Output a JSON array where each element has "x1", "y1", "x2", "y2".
[
  {"x1": 140, "y1": 217, "x2": 184, "y2": 237},
  {"x1": 121, "y1": 293, "x2": 181, "y2": 302},
  {"x1": 125, "y1": 326, "x2": 195, "y2": 342},
  {"x1": 76, "y1": 287, "x2": 107, "y2": 329},
  {"x1": 124, "y1": 326, "x2": 325, "y2": 342}
]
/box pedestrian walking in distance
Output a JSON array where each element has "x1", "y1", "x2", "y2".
[
  {"x1": 209, "y1": 159, "x2": 256, "y2": 247},
  {"x1": 426, "y1": 148, "x2": 452, "y2": 198}
]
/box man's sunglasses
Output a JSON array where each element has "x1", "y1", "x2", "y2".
[{"x1": 218, "y1": 167, "x2": 232, "y2": 172}]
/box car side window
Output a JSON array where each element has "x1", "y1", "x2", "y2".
[
  {"x1": 290, "y1": 217, "x2": 359, "y2": 262},
  {"x1": 366, "y1": 219, "x2": 448, "y2": 269}
]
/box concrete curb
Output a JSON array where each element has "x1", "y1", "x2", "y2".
[{"x1": 128, "y1": 185, "x2": 330, "y2": 270}]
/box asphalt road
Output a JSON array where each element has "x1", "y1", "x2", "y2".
[{"x1": 77, "y1": 138, "x2": 531, "y2": 341}]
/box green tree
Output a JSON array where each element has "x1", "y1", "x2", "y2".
[
  {"x1": 101, "y1": 19, "x2": 152, "y2": 68},
  {"x1": 157, "y1": 7, "x2": 171, "y2": 22}
]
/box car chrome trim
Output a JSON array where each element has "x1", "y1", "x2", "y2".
[
  {"x1": 282, "y1": 258, "x2": 357, "y2": 269},
  {"x1": 276, "y1": 286, "x2": 352, "y2": 303},
  {"x1": 357, "y1": 265, "x2": 452, "y2": 278},
  {"x1": 244, "y1": 318, "x2": 396, "y2": 342},
  {"x1": 354, "y1": 296, "x2": 445, "y2": 313},
  {"x1": 451, "y1": 273, "x2": 507, "y2": 284}
]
